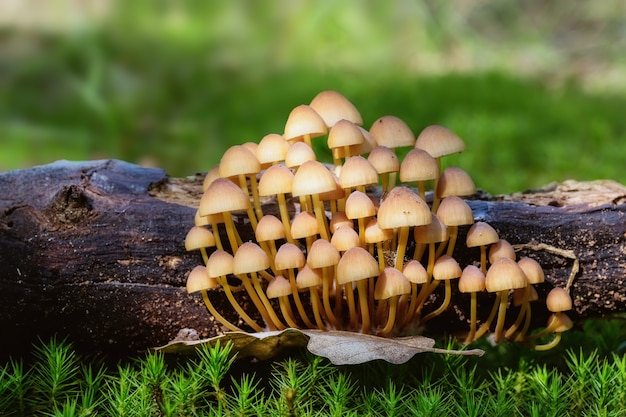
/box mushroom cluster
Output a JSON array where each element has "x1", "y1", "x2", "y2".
[{"x1": 185, "y1": 90, "x2": 572, "y2": 348}]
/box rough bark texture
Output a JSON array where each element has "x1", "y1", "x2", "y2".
[{"x1": 1, "y1": 160, "x2": 625, "y2": 358}]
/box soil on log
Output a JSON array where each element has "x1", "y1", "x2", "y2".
[{"x1": 1, "y1": 160, "x2": 625, "y2": 358}]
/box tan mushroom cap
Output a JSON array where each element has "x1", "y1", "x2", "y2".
[
  {"x1": 364, "y1": 218, "x2": 394, "y2": 243},
  {"x1": 517, "y1": 257, "x2": 545, "y2": 285},
  {"x1": 369, "y1": 115, "x2": 416, "y2": 149},
  {"x1": 307, "y1": 238, "x2": 341, "y2": 268},
  {"x1": 199, "y1": 178, "x2": 251, "y2": 216},
  {"x1": 330, "y1": 211, "x2": 353, "y2": 233},
  {"x1": 377, "y1": 186, "x2": 431, "y2": 229},
  {"x1": 436, "y1": 166, "x2": 476, "y2": 198},
  {"x1": 339, "y1": 156, "x2": 379, "y2": 189},
  {"x1": 336, "y1": 246, "x2": 380, "y2": 285},
  {"x1": 485, "y1": 258, "x2": 528, "y2": 292},
  {"x1": 274, "y1": 242, "x2": 306, "y2": 271},
  {"x1": 256, "y1": 215, "x2": 286, "y2": 242},
  {"x1": 290, "y1": 211, "x2": 319, "y2": 239},
  {"x1": 296, "y1": 265, "x2": 323, "y2": 289},
  {"x1": 403, "y1": 259, "x2": 429, "y2": 284},
  {"x1": 330, "y1": 226, "x2": 361, "y2": 252},
  {"x1": 432, "y1": 255, "x2": 462, "y2": 281},
  {"x1": 318, "y1": 172, "x2": 345, "y2": 201},
  {"x1": 233, "y1": 242, "x2": 270, "y2": 275},
  {"x1": 202, "y1": 165, "x2": 221, "y2": 192},
  {"x1": 546, "y1": 312, "x2": 574, "y2": 332},
  {"x1": 546, "y1": 287, "x2": 573, "y2": 312},
  {"x1": 357, "y1": 126, "x2": 377, "y2": 155},
  {"x1": 513, "y1": 285, "x2": 539, "y2": 306},
  {"x1": 186, "y1": 265, "x2": 219, "y2": 293},
  {"x1": 345, "y1": 190, "x2": 377, "y2": 220},
  {"x1": 368, "y1": 146, "x2": 400, "y2": 175},
  {"x1": 488, "y1": 239, "x2": 516, "y2": 263},
  {"x1": 283, "y1": 104, "x2": 328, "y2": 142},
  {"x1": 285, "y1": 141, "x2": 316, "y2": 168},
  {"x1": 219, "y1": 145, "x2": 261, "y2": 178},
  {"x1": 413, "y1": 214, "x2": 448, "y2": 244},
  {"x1": 436, "y1": 196, "x2": 474, "y2": 227},
  {"x1": 205, "y1": 249, "x2": 234, "y2": 278},
  {"x1": 266, "y1": 275, "x2": 293, "y2": 298},
  {"x1": 185, "y1": 226, "x2": 216, "y2": 251},
  {"x1": 309, "y1": 90, "x2": 363, "y2": 127},
  {"x1": 256, "y1": 133, "x2": 290, "y2": 166},
  {"x1": 292, "y1": 160, "x2": 337, "y2": 197},
  {"x1": 258, "y1": 164, "x2": 294, "y2": 196},
  {"x1": 327, "y1": 119, "x2": 364, "y2": 150},
  {"x1": 415, "y1": 125, "x2": 465, "y2": 158},
  {"x1": 374, "y1": 267, "x2": 411, "y2": 300},
  {"x1": 458, "y1": 265, "x2": 486, "y2": 293},
  {"x1": 466, "y1": 222, "x2": 499, "y2": 248},
  {"x1": 399, "y1": 148, "x2": 439, "y2": 182}
]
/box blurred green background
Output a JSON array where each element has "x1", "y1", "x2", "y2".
[{"x1": 1, "y1": 0, "x2": 625, "y2": 194}]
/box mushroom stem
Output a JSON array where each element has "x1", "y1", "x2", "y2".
[
  {"x1": 532, "y1": 333, "x2": 562, "y2": 351},
  {"x1": 210, "y1": 220, "x2": 224, "y2": 251},
  {"x1": 474, "y1": 292, "x2": 501, "y2": 340},
  {"x1": 505, "y1": 287, "x2": 530, "y2": 340},
  {"x1": 237, "y1": 273, "x2": 275, "y2": 330},
  {"x1": 431, "y1": 157, "x2": 442, "y2": 213},
  {"x1": 201, "y1": 290, "x2": 242, "y2": 332},
  {"x1": 248, "y1": 272, "x2": 286, "y2": 330},
  {"x1": 463, "y1": 292, "x2": 478, "y2": 344},
  {"x1": 378, "y1": 297, "x2": 399, "y2": 336},
  {"x1": 394, "y1": 226, "x2": 409, "y2": 270},
  {"x1": 436, "y1": 225, "x2": 458, "y2": 258},
  {"x1": 237, "y1": 174, "x2": 258, "y2": 231},
  {"x1": 344, "y1": 283, "x2": 358, "y2": 330},
  {"x1": 308, "y1": 287, "x2": 326, "y2": 330},
  {"x1": 321, "y1": 267, "x2": 339, "y2": 328},
  {"x1": 222, "y1": 212, "x2": 241, "y2": 253},
  {"x1": 278, "y1": 297, "x2": 299, "y2": 329},
  {"x1": 286, "y1": 269, "x2": 315, "y2": 329},
  {"x1": 493, "y1": 290, "x2": 509, "y2": 343},
  {"x1": 277, "y1": 193, "x2": 294, "y2": 244},
  {"x1": 312, "y1": 194, "x2": 330, "y2": 241},
  {"x1": 420, "y1": 279, "x2": 451, "y2": 324},
  {"x1": 525, "y1": 312, "x2": 564, "y2": 341},
  {"x1": 216, "y1": 275, "x2": 264, "y2": 332},
  {"x1": 356, "y1": 280, "x2": 371, "y2": 334}
]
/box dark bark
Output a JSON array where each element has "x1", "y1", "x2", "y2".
[{"x1": 1, "y1": 160, "x2": 625, "y2": 358}]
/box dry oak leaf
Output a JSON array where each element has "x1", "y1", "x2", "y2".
[{"x1": 155, "y1": 329, "x2": 484, "y2": 365}]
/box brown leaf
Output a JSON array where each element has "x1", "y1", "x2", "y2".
[{"x1": 154, "y1": 329, "x2": 484, "y2": 365}]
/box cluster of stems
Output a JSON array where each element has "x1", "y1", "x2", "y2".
[{"x1": 185, "y1": 90, "x2": 572, "y2": 347}]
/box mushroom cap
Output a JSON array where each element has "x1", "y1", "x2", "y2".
[
  {"x1": 399, "y1": 148, "x2": 439, "y2": 182},
  {"x1": 488, "y1": 239, "x2": 516, "y2": 263},
  {"x1": 345, "y1": 190, "x2": 377, "y2": 220},
  {"x1": 186, "y1": 265, "x2": 219, "y2": 293},
  {"x1": 283, "y1": 104, "x2": 328, "y2": 142},
  {"x1": 258, "y1": 163, "x2": 294, "y2": 196},
  {"x1": 436, "y1": 196, "x2": 474, "y2": 227},
  {"x1": 309, "y1": 90, "x2": 363, "y2": 127},
  {"x1": 266, "y1": 275, "x2": 293, "y2": 298},
  {"x1": 327, "y1": 119, "x2": 364, "y2": 150},
  {"x1": 292, "y1": 160, "x2": 337, "y2": 197},
  {"x1": 285, "y1": 141, "x2": 316, "y2": 168},
  {"x1": 458, "y1": 265, "x2": 486, "y2": 293},
  {"x1": 513, "y1": 285, "x2": 539, "y2": 306},
  {"x1": 364, "y1": 218, "x2": 394, "y2": 244},
  {"x1": 256, "y1": 215, "x2": 286, "y2": 242},
  {"x1": 336, "y1": 246, "x2": 379, "y2": 284},
  {"x1": 318, "y1": 172, "x2": 345, "y2": 201},
  {"x1": 369, "y1": 115, "x2": 416, "y2": 149},
  {"x1": 274, "y1": 242, "x2": 306, "y2": 270},
  {"x1": 330, "y1": 211, "x2": 353, "y2": 233},
  {"x1": 339, "y1": 156, "x2": 379, "y2": 189},
  {"x1": 403, "y1": 260, "x2": 429, "y2": 284},
  {"x1": 546, "y1": 312, "x2": 574, "y2": 332},
  {"x1": 368, "y1": 146, "x2": 400, "y2": 175},
  {"x1": 206, "y1": 250, "x2": 234, "y2": 278},
  {"x1": 296, "y1": 265, "x2": 323, "y2": 289},
  {"x1": 377, "y1": 186, "x2": 431, "y2": 229},
  {"x1": 185, "y1": 226, "x2": 216, "y2": 251},
  {"x1": 415, "y1": 125, "x2": 465, "y2": 158},
  {"x1": 256, "y1": 133, "x2": 290, "y2": 166},
  {"x1": 413, "y1": 214, "x2": 448, "y2": 244},
  {"x1": 202, "y1": 165, "x2": 221, "y2": 192},
  {"x1": 290, "y1": 211, "x2": 319, "y2": 239},
  {"x1": 485, "y1": 258, "x2": 528, "y2": 292},
  {"x1": 330, "y1": 226, "x2": 361, "y2": 252},
  {"x1": 357, "y1": 126, "x2": 377, "y2": 154},
  {"x1": 374, "y1": 267, "x2": 411, "y2": 300},
  {"x1": 307, "y1": 238, "x2": 340, "y2": 268},
  {"x1": 436, "y1": 166, "x2": 476, "y2": 198},
  {"x1": 466, "y1": 222, "x2": 499, "y2": 248},
  {"x1": 233, "y1": 242, "x2": 270, "y2": 274},
  {"x1": 517, "y1": 257, "x2": 545, "y2": 285},
  {"x1": 195, "y1": 211, "x2": 224, "y2": 227},
  {"x1": 546, "y1": 287, "x2": 573, "y2": 312},
  {"x1": 219, "y1": 145, "x2": 260, "y2": 178},
  {"x1": 432, "y1": 255, "x2": 462, "y2": 281},
  {"x1": 199, "y1": 178, "x2": 251, "y2": 216}
]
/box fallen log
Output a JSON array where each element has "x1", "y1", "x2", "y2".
[{"x1": 0, "y1": 159, "x2": 625, "y2": 358}]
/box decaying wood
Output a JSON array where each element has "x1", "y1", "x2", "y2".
[{"x1": 1, "y1": 160, "x2": 625, "y2": 358}]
